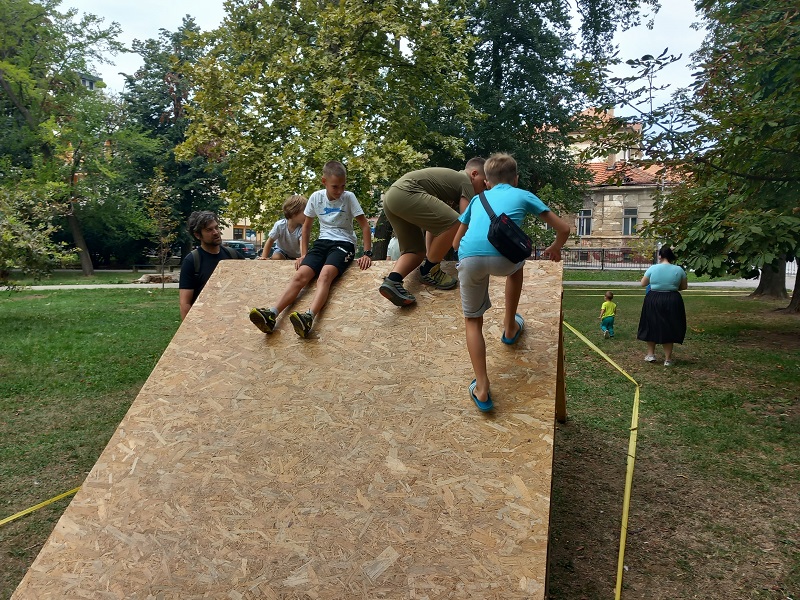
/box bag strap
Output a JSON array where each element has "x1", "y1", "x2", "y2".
[
  {"x1": 191, "y1": 248, "x2": 200, "y2": 276},
  {"x1": 479, "y1": 191, "x2": 497, "y2": 221}
]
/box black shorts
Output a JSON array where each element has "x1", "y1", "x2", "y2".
[{"x1": 301, "y1": 239, "x2": 355, "y2": 276}]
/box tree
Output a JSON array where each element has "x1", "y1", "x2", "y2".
[
  {"x1": 644, "y1": 0, "x2": 800, "y2": 312},
  {"x1": 462, "y1": 0, "x2": 587, "y2": 210},
  {"x1": 180, "y1": 0, "x2": 479, "y2": 231},
  {"x1": 122, "y1": 17, "x2": 226, "y2": 257},
  {"x1": 145, "y1": 168, "x2": 179, "y2": 281},
  {"x1": 0, "y1": 172, "x2": 73, "y2": 282},
  {"x1": 0, "y1": 0, "x2": 124, "y2": 275}
]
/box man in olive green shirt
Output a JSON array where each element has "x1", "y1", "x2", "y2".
[{"x1": 379, "y1": 158, "x2": 487, "y2": 306}]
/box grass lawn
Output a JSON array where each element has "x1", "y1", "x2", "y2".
[{"x1": 0, "y1": 286, "x2": 797, "y2": 598}]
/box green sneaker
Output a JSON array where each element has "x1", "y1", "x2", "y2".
[
  {"x1": 289, "y1": 311, "x2": 314, "y2": 338},
  {"x1": 420, "y1": 263, "x2": 458, "y2": 290},
  {"x1": 249, "y1": 307, "x2": 277, "y2": 333}
]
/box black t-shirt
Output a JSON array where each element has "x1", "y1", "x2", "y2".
[{"x1": 179, "y1": 246, "x2": 242, "y2": 304}]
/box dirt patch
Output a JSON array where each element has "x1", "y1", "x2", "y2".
[
  {"x1": 548, "y1": 421, "x2": 799, "y2": 599},
  {"x1": 737, "y1": 330, "x2": 800, "y2": 352}
]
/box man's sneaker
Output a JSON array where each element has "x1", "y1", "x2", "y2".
[
  {"x1": 289, "y1": 311, "x2": 314, "y2": 338},
  {"x1": 419, "y1": 263, "x2": 458, "y2": 290},
  {"x1": 249, "y1": 308, "x2": 277, "y2": 333},
  {"x1": 379, "y1": 277, "x2": 416, "y2": 306},
  {"x1": 644, "y1": 354, "x2": 657, "y2": 363}
]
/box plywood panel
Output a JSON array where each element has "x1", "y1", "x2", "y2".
[{"x1": 14, "y1": 259, "x2": 563, "y2": 599}]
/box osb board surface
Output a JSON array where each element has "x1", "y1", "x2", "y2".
[{"x1": 14, "y1": 260, "x2": 563, "y2": 600}]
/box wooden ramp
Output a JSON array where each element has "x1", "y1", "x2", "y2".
[{"x1": 14, "y1": 260, "x2": 564, "y2": 599}]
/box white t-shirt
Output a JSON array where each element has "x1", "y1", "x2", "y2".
[
  {"x1": 304, "y1": 189, "x2": 364, "y2": 245},
  {"x1": 268, "y1": 218, "x2": 302, "y2": 258}
]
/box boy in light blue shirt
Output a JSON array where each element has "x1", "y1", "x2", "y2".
[{"x1": 453, "y1": 153, "x2": 570, "y2": 412}]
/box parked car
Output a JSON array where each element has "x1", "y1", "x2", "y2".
[{"x1": 222, "y1": 240, "x2": 257, "y2": 259}]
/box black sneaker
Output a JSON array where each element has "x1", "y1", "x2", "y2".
[
  {"x1": 289, "y1": 311, "x2": 314, "y2": 338},
  {"x1": 379, "y1": 277, "x2": 416, "y2": 306},
  {"x1": 249, "y1": 307, "x2": 277, "y2": 333}
]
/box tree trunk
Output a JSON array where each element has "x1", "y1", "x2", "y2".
[
  {"x1": 749, "y1": 261, "x2": 787, "y2": 300},
  {"x1": 784, "y1": 274, "x2": 800, "y2": 313},
  {"x1": 67, "y1": 209, "x2": 94, "y2": 276},
  {"x1": 372, "y1": 211, "x2": 393, "y2": 260}
]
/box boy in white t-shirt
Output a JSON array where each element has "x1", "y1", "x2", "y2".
[
  {"x1": 249, "y1": 161, "x2": 373, "y2": 338},
  {"x1": 259, "y1": 194, "x2": 306, "y2": 260}
]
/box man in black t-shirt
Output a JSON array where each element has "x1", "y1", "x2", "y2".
[{"x1": 179, "y1": 211, "x2": 243, "y2": 320}]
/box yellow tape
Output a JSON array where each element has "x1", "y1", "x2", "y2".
[
  {"x1": 0, "y1": 487, "x2": 80, "y2": 528},
  {"x1": 562, "y1": 321, "x2": 639, "y2": 600}
]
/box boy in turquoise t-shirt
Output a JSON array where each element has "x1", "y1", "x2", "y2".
[
  {"x1": 599, "y1": 291, "x2": 617, "y2": 338},
  {"x1": 453, "y1": 152, "x2": 570, "y2": 412}
]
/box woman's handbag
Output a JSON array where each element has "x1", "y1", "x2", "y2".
[{"x1": 479, "y1": 191, "x2": 533, "y2": 263}]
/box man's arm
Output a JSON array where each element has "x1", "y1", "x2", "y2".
[{"x1": 179, "y1": 289, "x2": 194, "y2": 321}]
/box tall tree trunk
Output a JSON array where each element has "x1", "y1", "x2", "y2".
[
  {"x1": 372, "y1": 211, "x2": 393, "y2": 260},
  {"x1": 749, "y1": 261, "x2": 787, "y2": 300},
  {"x1": 67, "y1": 208, "x2": 94, "y2": 276},
  {"x1": 785, "y1": 275, "x2": 800, "y2": 313}
]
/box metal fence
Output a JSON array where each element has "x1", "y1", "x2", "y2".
[
  {"x1": 537, "y1": 247, "x2": 655, "y2": 270},
  {"x1": 537, "y1": 248, "x2": 798, "y2": 276}
]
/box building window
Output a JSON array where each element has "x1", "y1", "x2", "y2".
[
  {"x1": 578, "y1": 209, "x2": 592, "y2": 236},
  {"x1": 233, "y1": 227, "x2": 244, "y2": 240},
  {"x1": 623, "y1": 208, "x2": 638, "y2": 235}
]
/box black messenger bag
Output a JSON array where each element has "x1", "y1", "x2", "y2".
[{"x1": 478, "y1": 191, "x2": 533, "y2": 263}]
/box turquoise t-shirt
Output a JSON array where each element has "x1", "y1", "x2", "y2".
[
  {"x1": 458, "y1": 183, "x2": 549, "y2": 258},
  {"x1": 645, "y1": 262, "x2": 687, "y2": 291}
]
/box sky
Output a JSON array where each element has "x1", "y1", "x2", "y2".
[{"x1": 67, "y1": 0, "x2": 706, "y2": 111}]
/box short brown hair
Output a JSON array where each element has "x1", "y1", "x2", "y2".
[
  {"x1": 484, "y1": 153, "x2": 517, "y2": 185},
  {"x1": 282, "y1": 194, "x2": 307, "y2": 218},
  {"x1": 322, "y1": 161, "x2": 347, "y2": 179},
  {"x1": 465, "y1": 156, "x2": 485, "y2": 174}
]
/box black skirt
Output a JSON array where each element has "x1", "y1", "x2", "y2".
[{"x1": 637, "y1": 290, "x2": 686, "y2": 344}]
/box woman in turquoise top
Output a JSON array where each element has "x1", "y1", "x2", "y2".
[{"x1": 637, "y1": 246, "x2": 688, "y2": 366}]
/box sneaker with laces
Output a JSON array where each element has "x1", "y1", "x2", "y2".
[
  {"x1": 419, "y1": 263, "x2": 458, "y2": 290},
  {"x1": 289, "y1": 311, "x2": 314, "y2": 338},
  {"x1": 603, "y1": 329, "x2": 610, "y2": 339},
  {"x1": 379, "y1": 277, "x2": 416, "y2": 306},
  {"x1": 663, "y1": 360, "x2": 673, "y2": 367},
  {"x1": 249, "y1": 307, "x2": 277, "y2": 333},
  {"x1": 644, "y1": 354, "x2": 657, "y2": 363}
]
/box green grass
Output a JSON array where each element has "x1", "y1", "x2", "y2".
[
  {"x1": 0, "y1": 288, "x2": 180, "y2": 596},
  {"x1": 561, "y1": 290, "x2": 799, "y2": 483},
  {"x1": 0, "y1": 286, "x2": 797, "y2": 598}
]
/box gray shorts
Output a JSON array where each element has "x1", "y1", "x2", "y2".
[{"x1": 456, "y1": 255, "x2": 524, "y2": 318}]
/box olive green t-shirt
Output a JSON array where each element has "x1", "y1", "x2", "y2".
[{"x1": 392, "y1": 167, "x2": 474, "y2": 210}]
